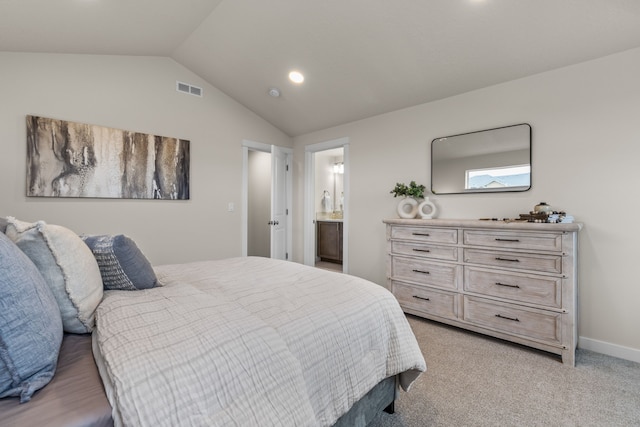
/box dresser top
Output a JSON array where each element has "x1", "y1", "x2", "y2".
[{"x1": 383, "y1": 218, "x2": 582, "y2": 232}]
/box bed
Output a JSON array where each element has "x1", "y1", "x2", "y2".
[{"x1": 0, "y1": 217, "x2": 426, "y2": 426}]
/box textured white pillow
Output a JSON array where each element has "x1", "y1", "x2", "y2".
[{"x1": 6, "y1": 218, "x2": 103, "y2": 333}]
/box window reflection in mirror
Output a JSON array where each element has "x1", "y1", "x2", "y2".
[{"x1": 431, "y1": 123, "x2": 531, "y2": 194}]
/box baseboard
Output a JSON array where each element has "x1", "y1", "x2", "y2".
[{"x1": 579, "y1": 336, "x2": 640, "y2": 364}]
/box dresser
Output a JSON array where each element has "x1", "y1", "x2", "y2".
[{"x1": 384, "y1": 219, "x2": 581, "y2": 365}]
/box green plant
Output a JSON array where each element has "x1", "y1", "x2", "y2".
[{"x1": 390, "y1": 181, "x2": 426, "y2": 199}]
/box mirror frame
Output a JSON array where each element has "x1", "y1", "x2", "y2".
[{"x1": 431, "y1": 123, "x2": 532, "y2": 195}]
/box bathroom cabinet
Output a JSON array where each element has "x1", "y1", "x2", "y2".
[{"x1": 317, "y1": 220, "x2": 343, "y2": 263}]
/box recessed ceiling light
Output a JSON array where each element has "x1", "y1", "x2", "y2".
[{"x1": 288, "y1": 71, "x2": 304, "y2": 84}]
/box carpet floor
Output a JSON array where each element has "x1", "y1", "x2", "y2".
[{"x1": 369, "y1": 315, "x2": 640, "y2": 427}]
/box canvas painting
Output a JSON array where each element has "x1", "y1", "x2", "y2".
[{"x1": 26, "y1": 115, "x2": 190, "y2": 199}]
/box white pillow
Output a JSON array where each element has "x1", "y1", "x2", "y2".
[{"x1": 5, "y1": 218, "x2": 103, "y2": 333}]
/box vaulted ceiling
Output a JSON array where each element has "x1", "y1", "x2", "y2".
[{"x1": 2, "y1": 0, "x2": 640, "y2": 136}]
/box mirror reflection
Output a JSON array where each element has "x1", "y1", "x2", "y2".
[
  {"x1": 315, "y1": 147, "x2": 344, "y2": 220},
  {"x1": 431, "y1": 123, "x2": 531, "y2": 194}
]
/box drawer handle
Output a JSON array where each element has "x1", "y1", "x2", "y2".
[
  {"x1": 412, "y1": 269, "x2": 430, "y2": 275},
  {"x1": 495, "y1": 238, "x2": 520, "y2": 242},
  {"x1": 495, "y1": 314, "x2": 520, "y2": 322},
  {"x1": 412, "y1": 232, "x2": 430, "y2": 237},
  {"x1": 495, "y1": 282, "x2": 520, "y2": 289},
  {"x1": 412, "y1": 248, "x2": 431, "y2": 253},
  {"x1": 495, "y1": 257, "x2": 520, "y2": 262},
  {"x1": 412, "y1": 295, "x2": 431, "y2": 302}
]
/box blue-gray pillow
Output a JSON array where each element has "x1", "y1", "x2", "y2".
[
  {"x1": 0, "y1": 231, "x2": 63, "y2": 403},
  {"x1": 81, "y1": 235, "x2": 157, "y2": 290},
  {"x1": 6, "y1": 218, "x2": 103, "y2": 334}
]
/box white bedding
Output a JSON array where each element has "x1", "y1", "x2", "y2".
[{"x1": 93, "y1": 257, "x2": 426, "y2": 427}]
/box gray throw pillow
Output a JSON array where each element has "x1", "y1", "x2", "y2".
[
  {"x1": 0, "y1": 232, "x2": 63, "y2": 403},
  {"x1": 81, "y1": 234, "x2": 158, "y2": 290},
  {"x1": 5, "y1": 218, "x2": 103, "y2": 334},
  {"x1": 0, "y1": 217, "x2": 7, "y2": 234}
]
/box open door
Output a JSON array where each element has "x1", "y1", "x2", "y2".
[
  {"x1": 270, "y1": 145, "x2": 289, "y2": 260},
  {"x1": 242, "y1": 141, "x2": 292, "y2": 260}
]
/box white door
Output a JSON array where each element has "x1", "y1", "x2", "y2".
[
  {"x1": 269, "y1": 145, "x2": 289, "y2": 260},
  {"x1": 242, "y1": 141, "x2": 292, "y2": 260}
]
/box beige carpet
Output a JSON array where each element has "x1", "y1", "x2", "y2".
[{"x1": 369, "y1": 315, "x2": 640, "y2": 427}]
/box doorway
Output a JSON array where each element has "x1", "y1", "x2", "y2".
[
  {"x1": 246, "y1": 150, "x2": 270, "y2": 257},
  {"x1": 242, "y1": 140, "x2": 292, "y2": 260},
  {"x1": 304, "y1": 137, "x2": 349, "y2": 273},
  {"x1": 314, "y1": 148, "x2": 344, "y2": 272}
]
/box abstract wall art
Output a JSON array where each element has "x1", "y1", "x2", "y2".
[{"x1": 26, "y1": 115, "x2": 190, "y2": 199}]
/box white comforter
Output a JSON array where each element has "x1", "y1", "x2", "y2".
[{"x1": 93, "y1": 257, "x2": 426, "y2": 427}]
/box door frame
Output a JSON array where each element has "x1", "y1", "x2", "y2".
[
  {"x1": 241, "y1": 140, "x2": 293, "y2": 259},
  {"x1": 304, "y1": 137, "x2": 350, "y2": 272}
]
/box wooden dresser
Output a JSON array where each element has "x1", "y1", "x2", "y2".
[{"x1": 384, "y1": 219, "x2": 581, "y2": 365}]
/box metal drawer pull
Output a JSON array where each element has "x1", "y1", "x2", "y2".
[
  {"x1": 495, "y1": 314, "x2": 520, "y2": 322},
  {"x1": 495, "y1": 238, "x2": 520, "y2": 242},
  {"x1": 495, "y1": 257, "x2": 520, "y2": 262},
  {"x1": 412, "y1": 269, "x2": 430, "y2": 275},
  {"x1": 495, "y1": 282, "x2": 520, "y2": 289},
  {"x1": 412, "y1": 232, "x2": 430, "y2": 237},
  {"x1": 412, "y1": 295, "x2": 430, "y2": 302},
  {"x1": 412, "y1": 248, "x2": 431, "y2": 253}
]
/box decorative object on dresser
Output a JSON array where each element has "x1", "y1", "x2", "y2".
[
  {"x1": 417, "y1": 198, "x2": 437, "y2": 219},
  {"x1": 384, "y1": 218, "x2": 581, "y2": 365},
  {"x1": 396, "y1": 197, "x2": 419, "y2": 219},
  {"x1": 518, "y1": 202, "x2": 575, "y2": 224},
  {"x1": 534, "y1": 202, "x2": 553, "y2": 213},
  {"x1": 390, "y1": 181, "x2": 432, "y2": 219}
]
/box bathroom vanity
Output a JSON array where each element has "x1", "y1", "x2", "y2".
[{"x1": 317, "y1": 219, "x2": 343, "y2": 264}]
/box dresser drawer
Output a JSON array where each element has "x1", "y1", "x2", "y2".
[
  {"x1": 463, "y1": 296, "x2": 561, "y2": 344},
  {"x1": 392, "y1": 281, "x2": 458, "y2": 320},
  {"x1": 391, "y1": 256, "x2": 459, "y2": 290},
  {"x1": 390, "y1": 226, "x2": 458, "y2": 244},
  {"x1": 464, "y1": 267, "x2": 562, "y2": 308},
  {"x1": 391, "y1": 241, "x2": 458, "y2": 261},
  {"x1": 463, "y1": 249, "x2": 562, "y2": 274},
  {"x1": 463, "y1": 230, "x2": 562, "y2": 252}
]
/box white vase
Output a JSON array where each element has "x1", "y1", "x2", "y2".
[
  {"x1": 417, "y1": 197, "x2": 437, "y2": 219},
  {"x1": 397, "y1": 197, "x2": 419, "y2": 219}
]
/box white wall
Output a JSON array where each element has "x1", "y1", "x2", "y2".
[
  {"x1": 292, "y1": 47, "x2": 640, "y2": 358},
  {"x1": 0, "y1": 52, "x2": 291, "y2": 265}
]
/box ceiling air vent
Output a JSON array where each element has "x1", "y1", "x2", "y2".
[{"x1": 176, "y1": 81, "x2": 203, "y2": 97}]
